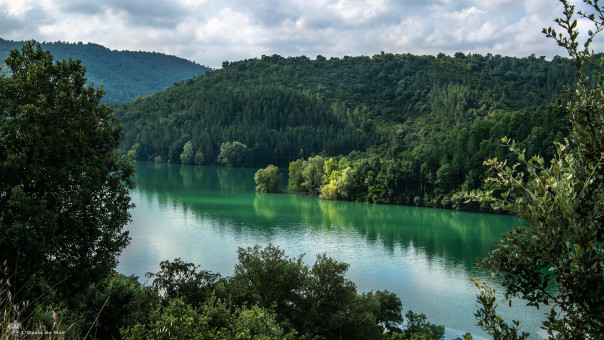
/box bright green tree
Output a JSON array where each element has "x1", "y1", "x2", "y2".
[
  {"x1": 302, "y1": 156, "x2": 325, "y2": 194},
  {"x1": 254, "y1": 164, "x2": 282, "y2": 193},
  {"x1": 287, "y1": 159, "x2": 305, "y2": 192},
  {"x1": 0, "y1": 41, "x2": 134, "y2": 300},
  {"x1": 319, "y1": 179, "x2": 338, "y2": 200},
  {"x1": 468, "y1": 1, "x2": 604, "y2": 337},
  {"x1": 180, "y1": 140, "x2": 194, "y2": 164}
]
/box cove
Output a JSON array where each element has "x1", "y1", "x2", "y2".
[{"x1": 117, "y1": 162, "x2": 547, "y2": 339}]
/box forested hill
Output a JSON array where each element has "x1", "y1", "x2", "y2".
[
  {"x1": 0, "y1": 39, "x2": 211, "y2": 103},
  {"x1": 114, "y1": 52, "x2": 577, "y2": 209}
]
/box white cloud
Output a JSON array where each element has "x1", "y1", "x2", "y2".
[
  {"x1": 1, "y1": 0, "x2": 40, "y2": 18},
  {"x1": 328, "y1": 0, "x2": 389, "y2": 24},
  {"x1": 469, "y1": 0, "x2": 515, "y2": 11},
  {"x1": 0, "y1": 0, "x2": 602, "y2": 67},
  {"x1": 444, "y1": 6, "x2": 486, "y2": 20}
]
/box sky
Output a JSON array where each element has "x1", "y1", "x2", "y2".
[{"x1": 0, "y1": 0, "x2": 601, "y2": 68}]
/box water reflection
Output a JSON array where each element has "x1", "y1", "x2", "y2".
[
  {"x1": 134, "y1": 162, "x2": 517, "y2": 271},
  {"x1": 119, "y1": 162, "x2": 543, "y2": 339}
]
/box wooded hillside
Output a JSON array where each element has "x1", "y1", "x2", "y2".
[
  {"x1": 114, "y1": 52, "x2": 577, "y2": 209},
  {"x1": 0, "y1": 39, "x2": 211, "y2": 103}
]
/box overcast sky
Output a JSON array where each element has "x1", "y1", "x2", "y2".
[{"x1": 0, "y1": 0, "x2": 601, "y2": 68}]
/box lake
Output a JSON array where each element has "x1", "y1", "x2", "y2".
[{"x1": 117, "y1": 162, "x2": 547, "y2": 339}]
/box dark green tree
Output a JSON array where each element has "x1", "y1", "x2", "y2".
[
  {"x1": 229, "y1": 245, "x2": 308, "y2": 329},
  {"x1": 217, "y1": 141, "x2": 249, "y2": 166},
  {"x1": 194, "y1": 150, "x2": 205, "y2": 165},
  {"x1": 112, "y1": 245, "x2": 439, "y2": 340},
  {"x1": 372, "y1": 290, "x2": 404, "y2": 333},
  {"x1": 401, "y1": 310, "x2": 445, "y2": 339},
  {"x1": 68, "y1": 273, "x2": 159, "y2": 339},
  {"x1": 0, "y1": 41, "x2": 134, "y2": 301},
  {"x1": 0, "y1": 39, "x2": 211, "y2": 104},
  {"x1": 145, "y1": 258, "x2": 220, "y2": 307},
  {"x1": 305, "y1": 253, "x2": 359, "y2": 338}
]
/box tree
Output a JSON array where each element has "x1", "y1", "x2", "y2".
[
  {"x1": 169, "y1": 135, "x2": 190, "y2": 163},
  {"x1": 0, "y1": 41, "x2": 134, "y2": 301},
  {"x1": 123, "y1": 296, "x2": 286, "y2": 340},
  {"x1": 216, "y1": 141, "x2": 249, "y2": 166},
  {"x1": 302, "y1": 156, "x2": 325, "y2": 194},
  {"x1": 287, "y1": 159, "x2": 305, "y2": 192},
  {"x1": 254, "y1": 164, "x2": 282, "y2": 193},
  {"x1": 319, "y1": 178, "x2": 338, "y2": 200},
  {"x1": 180, "y1": 140, "x2": 194, "y2": 164},
  {"x1": 227, "y1": 245, "x2": 413, "y2": 339},
  {"x1": 305, "y1": 253, "x2": 360, "y2": 338},
  {"x1": 468, "y1": 1, "x2": 604, "y2": 337},
  {"x1": 229, "y1": 245, "x2": 308, "y2": 328},
  {"x1": 122, "y1": 298, "x2": 210, "y2": 340},
  {"x1": 145, "y1": 258, "x2": 220, "y2": 307},
  {"x1": 401, "y1": 311, "x2": 445, "y2": 339},
  {"x1": 68, "y1": 273, "x2": 159, "y2": 339},
  {"x1": 372, "y1": 290, "x2": 404, "y2": 333},
  {"x1": 116, "y1": 245, "x2": 436, "y2": 340},
  {"x1": 194, "y1": 150, "x2": 205, "y2": 165},
  {"x1": 227, "y1": 304, "x2": 286, "y2": 339}
]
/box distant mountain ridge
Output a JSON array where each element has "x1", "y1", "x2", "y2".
[{"x1": 0, "y1": 38, "x2": 211, "y2": 103}]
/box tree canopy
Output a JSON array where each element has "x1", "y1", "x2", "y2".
[
  {"x1": 254, "y1": 164, "x2": 282, "y2": 193},
  {"x1": 0, "y1": 41, "x2": 134, "y2": 301}
]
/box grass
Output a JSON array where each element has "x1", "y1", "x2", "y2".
[{"x1": 1, "y1": 264, "x2": 77, "y2": 340}]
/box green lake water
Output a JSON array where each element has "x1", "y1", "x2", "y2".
[{"x1": 117, "y1": 162, "x2": 547, "y2": 339}]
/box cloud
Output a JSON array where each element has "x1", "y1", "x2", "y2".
[
  {"x1": 237, "y1": 0, "x2": 300, "y2": 27},
  {"x1": 56, "y1": 0, "x2": 188, "y2": 28},
  {"x1": 0, "y1": 0, "x2": 601, "y2": 67},
  {"x1": 55, "y1": 0, "x2": 104, "y2": 15}
]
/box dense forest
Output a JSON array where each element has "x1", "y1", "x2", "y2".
[
  {"x1": 115, "y1": 52, "x2": 576, "y2": 210},
  {"x1": 0, "y1": 39, "x2": 211, "y2": 103}
]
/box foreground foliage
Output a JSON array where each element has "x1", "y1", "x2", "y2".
[
  {"x1": 124, "y1": 245, "x2": 444, "y2": 340},
  {"x1": 468, "y1": 0, "x2": 604, "y2": 338},
  {"x1": 0, "y1": 41, "x2": 134, "y2": 305},
  {"x1": 2, "y1": 246, "x2": 445, "y2": 339}
]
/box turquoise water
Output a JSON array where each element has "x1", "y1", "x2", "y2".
[{"x1": 117, "y1": 162, "x2": 547, "y2": 338}]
